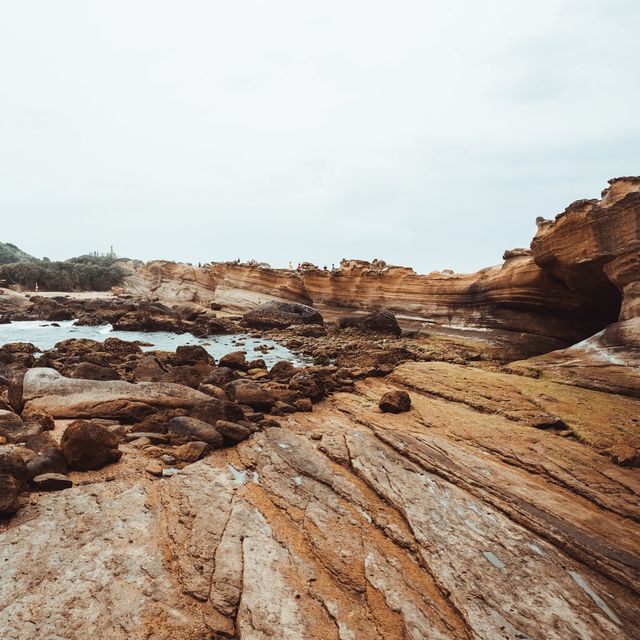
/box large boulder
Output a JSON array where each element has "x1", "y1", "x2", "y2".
[
  {"x1": 174, "y1": 345, "x2": 215, "y2": 366},
  {"x1": 218, "y1": 352, "x2": 249, "y2": 371},
  {"x1": 61, "y1": 420, "x2": 122, "y2": 470},
  {"x1": 20, "y1": 368, "x2": 212, "y2": 420},
  {"x1": 242, "y1": 302, "x2": 323, "y2": 329},
  {"x1": 338, "y1": 309, "x2": 401, "y2": 336},
  {"x1": 227, "y1": 380, "x2": 275, "y2": 410}
]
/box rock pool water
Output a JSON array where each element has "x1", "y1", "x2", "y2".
[{"x1": 0, "y1": 320, "x2": 308, "y2": 367}]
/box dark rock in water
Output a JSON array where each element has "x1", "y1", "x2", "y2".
[
  {"x1": 32, "y1": 473, "x2": 73, "y2": 491},
  {"x1": 338, "y1": 308, "x2": 401, "y2": 336},
  {"x1": 61, "y1": 420, "x2": 123, "y2": 470},
  {"x1": 218, "y1": 351, "x2": 249, "y2": 371},
  {"x1": 242, "y1": 302, "x2": 324, "y2": 329},
  {"x1": 167, "y1": 417, "x2": 224, "y2": 447},
  {"x1": 175, "y1": 345, "x2": 215, "y2": 365},
  {"x1": 379, "y1": 390, "x2": 412, "y2": 413}
]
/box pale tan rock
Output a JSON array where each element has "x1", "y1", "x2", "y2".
[{"x1": 21, "y1": 368, "x2": 211, "y2": 419}]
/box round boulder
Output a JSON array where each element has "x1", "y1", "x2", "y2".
[
  {"x1": 338, "y1": 309, "x2": 401, "y2": 336},
  {"x1": 379, "y1": 390, "x2": 412, "y2": 413},
  {"x1": 61, "y1": 420, "x2": 123, "y2": 470}
]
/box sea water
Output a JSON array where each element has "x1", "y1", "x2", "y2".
[{"x1": 0, "y1": 320, "x2": 307, "y2": 367}]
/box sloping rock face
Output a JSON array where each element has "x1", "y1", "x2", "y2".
[
  {"x1": 1, "y1": 361, "x2": 639, "y2": 639},
  {"x1": 531, "y1": 177, "x2": 640, "y2": 323},
  {"x1": 20, "y1": 368, "x2": 211, "y2": 419},
  {"x1": 519, "y1": 177, "x2": 640, "y2": 393}
]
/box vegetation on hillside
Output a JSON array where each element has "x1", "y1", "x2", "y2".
[
  {"x1": 0, "y1": 243, "x2": 127, "y2": 291},
  {"x1": 0, "y1": 241, "x2": 35, "y2": 265}
]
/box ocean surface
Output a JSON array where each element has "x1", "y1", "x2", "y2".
[{"x1": 0, "y1": 320, "x2": 307, "y2": 367}]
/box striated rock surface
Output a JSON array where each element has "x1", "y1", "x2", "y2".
[
  {"x1": 118, "y1": 178, "x2": 639, "y2": 353},
  {"x1": 1, "y1": 360, "x2": 639, "y2": 638}
]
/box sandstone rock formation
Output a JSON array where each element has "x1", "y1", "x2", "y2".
[
  {"x1": 1, "y1": 176, "x2": 639, "y2": 639},
  {"x1": 20, "y1": 368, "x2": 212, "y2": 419}
]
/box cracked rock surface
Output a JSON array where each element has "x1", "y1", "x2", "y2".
[{"x1": 2, "y1": 360, "x2": 639, "y2": 639}]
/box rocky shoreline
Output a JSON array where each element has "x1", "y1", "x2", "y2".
[{"x1": 1, "y1": 177, "x2": 639, "y2": 639}]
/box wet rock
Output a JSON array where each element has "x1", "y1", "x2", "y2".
[
  {"x1": 167, "y1": 417, "x2": 224, "y2": 447},
  {"x1": 31, "y1": 473, "x2": 73, "y2": 491},
  {"x1": 174, "y1": 345, "x2": 215, "y2": 365},
  {"x1": 379, "y1": 389, "x2": 412, "y2": 413},
  {"x1": 338, "y1": 308, "x2": 401, "y2": 336},
  {"x1": 218, "y1": 351, "x2": 249, "y2": 371},
  {"x1": 61, "y1": 420, "x2": 123, "y2": 470},
  {"x1": 242, "y1": 301, "x2": 323, "y2": 329}
]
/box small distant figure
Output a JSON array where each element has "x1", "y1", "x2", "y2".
[
  {"x1": 35, "y1": 282, "x2": 39, "y2": 293},
  {"x1": 323, "y1": 265, "x2": 328, "y2": 271},
  {"x1": 331, "y1": 263, "x2": 336, "y2": 272},
  {"x1": 288, "y1": 261, "x2": 293, "y2": 270},
  {"x1": 296, "y1": 263, "x2": 301, "y2": 272}
]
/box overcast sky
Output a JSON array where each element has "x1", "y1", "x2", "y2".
[{"x1": 0, "y1": 1, "x2": 638, "y2": 273}]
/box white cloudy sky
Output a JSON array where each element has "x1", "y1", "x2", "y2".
[{"x1": 0, "y1": 0, "x2": 638, "y2": 272}]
